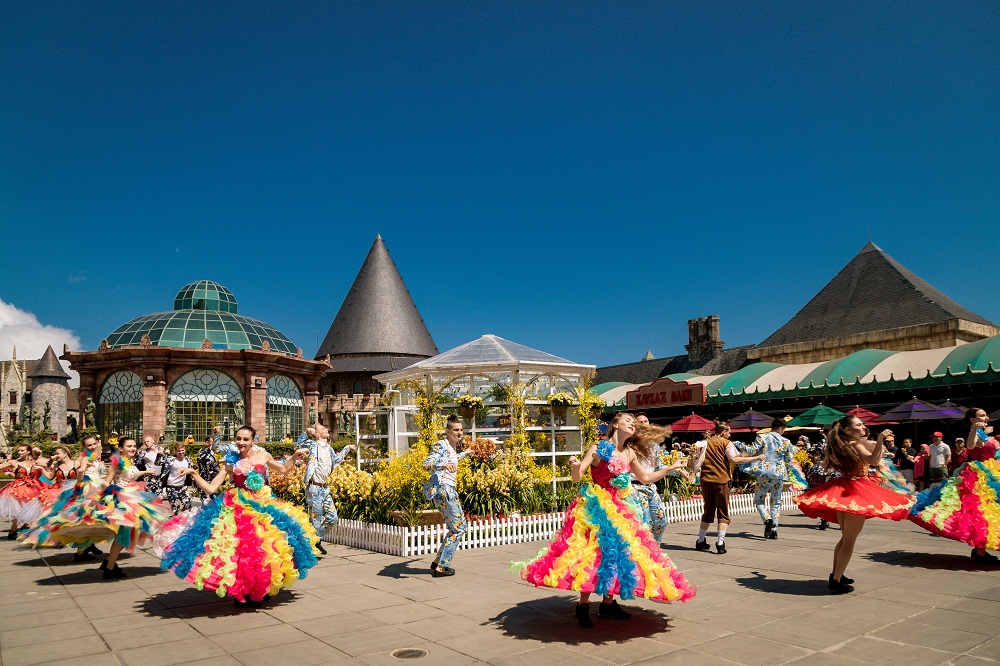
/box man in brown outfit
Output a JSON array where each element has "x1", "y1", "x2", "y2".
[{"x1": 690, "y1": 421, "x2": 764, "y2": 554}]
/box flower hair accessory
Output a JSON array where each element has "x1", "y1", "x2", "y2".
[{"x1": 244, "y1": 469, "x2": 265, "y2": 492}]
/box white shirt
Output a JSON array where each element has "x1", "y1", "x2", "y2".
[
  {"x1": 929, "y1": 442, "x2": 950, "y2": 468},
  {"x1": 312, "y1": 441, "x2": 333, "y2": 484},
  {"x1": 141, "y1": 450, "x2": 162, "y2": 475},
  {"x1": 438, "y1": 444, "x2": 459, "y2": 488},
  {"x1": 689, "y1": 439, "x2": 741, "y2": 471},
  {"x1": 166, "y1": 457, "x2": 191, "y2": 487}
]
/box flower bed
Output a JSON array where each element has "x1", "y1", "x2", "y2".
[{"x1": 322, "y1": 490, "x2": 801, "y2": 557}]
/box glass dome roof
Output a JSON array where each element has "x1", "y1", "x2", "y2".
[{"x1": 106, "y1": 281, "x2": 297, "y2": 355}]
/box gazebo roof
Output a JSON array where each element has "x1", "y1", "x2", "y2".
[{"x1": 374, "y1": 334, "x2": 595, "y2": 384}]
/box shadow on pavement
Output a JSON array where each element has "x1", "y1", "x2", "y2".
[
  {"x1": 141, "y1": 588, "x2": 297, "y2": 616},
  {"x1": 483, "y1": 596, "x2": 671, "y2": 645},
  {"x1": 35, "y1": 564, "x2": 164, "y2": 585},
  {"x1": 735, "y1": 571, "x2": 829, "y2": 595},
  {"x1": 864, "y1": 550, "x2": 994, "y2": 571},
  {"x1": 377, "y1": 559, "x2": 430, "y2": 579},
  {"x1": 12, "y1": 549, "x2": 134, "y2": 567}
]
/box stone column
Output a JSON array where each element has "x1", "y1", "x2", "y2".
[
  {"x1": 142, "y1": 373, "x2": 167, "y2": 442},
  {"x1": 248, "y1": 375, "x2": 267, "y2": 441}
]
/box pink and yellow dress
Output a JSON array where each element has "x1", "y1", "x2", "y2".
[
  {"x1": 0, "y1": 466, "x2": 45, "y2": 525},
  {"x1": 155, "y1": 454, "x2": 319, "y2": 603},
  {"x1": 518, "y1": 440, "x2": 696, "y2": 602},
  {"x1": 909, "y1": 436, "x2": 1000, "y2": 551},
  {"x1": 22, "y1": 455, "x2": 170, "y2": 550}
]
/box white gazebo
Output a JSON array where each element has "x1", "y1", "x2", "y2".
[{"x1": 374, "y1": 335, "x2": 596, "y2": 483}]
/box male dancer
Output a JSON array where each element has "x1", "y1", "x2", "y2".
[
  {"x1": 744, "y1": 418, "x2": 793, "y2": 539},
  {"x1": 302, "y1": 424, "x2": 354, "y2": 555},
  {"x1": 630, "y1": 413, "x2": 673, "y2": 543}
]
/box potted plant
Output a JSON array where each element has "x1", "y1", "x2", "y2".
[
  {"x1": 456, "y1": 395, "x2": 484, "y2": 419},
  {"x1": 547, "y1": 392, "x2": 574, "y2": 419}
]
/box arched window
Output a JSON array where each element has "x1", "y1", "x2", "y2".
[
  {"x1": 352, "y1": 381, "x2": 363, "y2": 395},
  {"x1": 168, "y1": 369, "x2": 243, "y2": 441},
  {"x1": 97, "y1": 371, "x2": 144, "y2": 440},
  {"x1": 266, "y1": 374, "x2": 303, "y2": 442}
]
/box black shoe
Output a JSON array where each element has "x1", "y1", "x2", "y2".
[
  {"x1": 971, "y1": 549, "x2": 1000, "y2": 565},
  {"x1": 86, "y1": 544, "x2": 103, "y2": 556},
  {"x1": 74, "y1": 551, "x2": 96, "y2": 562},
  {"x1": 6, "y1": 531, "x2": 16, "y2": 541},
  {"x1": 103, "y1": 565, "x2": 126, "y2": 580},
  {"x1": 315, "y1": 542, "x2": 327, "y2": 555},
  {"x1": 763, "y1": 519, "x2": 775, "y2": 539},
  {"x1": 575, "y1": 603, "x2": 593, "y2": 628},
  {"x1": 840, "y1": 575, "x2": 855, "y2": 585},
  {"x1": 432, "y1": 566, "x2": 455, "y2": 577},
  {"x1": 695, "y1": 538, "x2": 711, "y2": 552},
  {"x1": 98, "y1": 559, "x2": 108, "y2": 570},
  {"x1": 430, "y1": 562, "x2": 438, "y2": 571},
  {"x1": 768, "y1": 529, "x2": 778, "y2": 540},
  {"x1": 818, "y1": 519, "x2": 829, "y2": 530},
  {"x1": 828, "y1": 574, "x2": 853, "y2": 594},
  {"x1": 715, "y1": 541, "x2": 727, "y2": 555},
  {"x1": 598, "y1": 600, "x2": 631, "y2": 620}
]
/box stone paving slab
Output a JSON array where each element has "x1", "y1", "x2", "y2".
[{"x1": 1, "y1": 510, "x2": 999, "y2": 665}]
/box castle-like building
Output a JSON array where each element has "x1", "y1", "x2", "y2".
[{"x1": 1, "y1": 346, "x2": 76, "y2": 450}]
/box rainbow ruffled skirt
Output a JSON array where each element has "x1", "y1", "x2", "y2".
[
  {"x1": 157, "y1": 487, "x2": 319, "y2": 602},
  {"x1": 909, "y1": 455, "x2": 1000, "y2": 551},
  {"x1": 518, "y1": 482, "x2": 696, "y2": 602}
]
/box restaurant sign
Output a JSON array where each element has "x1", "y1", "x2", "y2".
[{"x1": 626, "y1": 377, "x2": 706, "y2": 410}]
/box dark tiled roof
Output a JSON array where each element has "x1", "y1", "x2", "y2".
[
  {"x1": 29, "y1": 346, "x2": 70, "y2": 380},
  {"x1": 595, "y1": 345, "x2": 753, "y2": 385},
  {"x1": 326, "y1": 355, "x2": 426, "y2": 374},
  {"x1": 316, "y1": 236, "x2": 438, "y2": 360},
  {"x1": 758, "y1": 242, "x2": 996, "y2": 348}
]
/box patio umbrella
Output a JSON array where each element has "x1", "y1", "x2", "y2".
[
  {"x1": 990, "y1": 408, "x2": 1000, "y2": 422},
  {"x1": 786, "y1": 404, "x2": 847, "y2": 427},
  {"x1": 938, "y1": 400, "x2": 968, "y2": 419},
  {"x1": 847, "y1": 406, "x2": 883, "y2": 423},
  {"x1": 668, "y1": 413, "x2": 716, "y2": 433},
  {"x1": 869, "y1": 398, "x2": 963, "y2": 424},
  {"x1": 729, "y1": 409, "x2": 774, "y2": 432}
]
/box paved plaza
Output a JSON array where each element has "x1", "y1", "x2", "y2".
[{"x1": 1, "y1": 510, "x2": 999, "y2": 666}]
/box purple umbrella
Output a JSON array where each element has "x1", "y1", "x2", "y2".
[
  {"x1": 869, "y1": 398, "x2": 963, "y2": 424},
  {"x1": 729, "y1": 409, "x2": 775, "y2": 432}
]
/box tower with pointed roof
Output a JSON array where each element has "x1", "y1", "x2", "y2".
[
  {"x1": 29, "y1": 345, "x2": 71, "y2": 440},
  {"x1": 315, "y1": 235, "x2": 437, "y2": 412},
  {"x1": 749, "y1": 242, "x2": 1000, "y2": 365}
]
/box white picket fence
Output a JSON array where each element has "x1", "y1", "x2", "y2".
[{"x1": 323, "y1": 490, "x2": 799, "y2": 557}]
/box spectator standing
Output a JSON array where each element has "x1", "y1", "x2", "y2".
[
  {"x1": 882, "y1": 432, "x2": 899, "y2": 466},
  {"x1": 897, "y1": 438, "x2": 917, "y2": 484},
  {"x1": 949, "y1": 437, "x2": 968, "y2": 475},
  {"x1": 928, "y1": 432, "x2": 951, "y2": 484}
]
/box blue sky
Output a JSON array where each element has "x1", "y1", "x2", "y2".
[{"x1": 2, "y1": 2, "x2": 998, "y2": 368}]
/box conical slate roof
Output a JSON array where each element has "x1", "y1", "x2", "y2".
[
  {"x1": 29, "y1": 345, "x2": 71, "y2": 380},
  {"x1": 759, "y1": 242, "x2": 996, "y2": 348},
  {"x1": 316, "y1": 236, "x2": 437, "y2": 363}
]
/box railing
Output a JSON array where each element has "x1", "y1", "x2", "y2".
[{"x1": 324, "y1": 490, "x2": 800, "y2": 557}]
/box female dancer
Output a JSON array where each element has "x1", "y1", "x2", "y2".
[
  {"x1": 0, "y1": 444, "x2": 44, "y2": 539},
  {"x1": 794, "y1": 416, "x2": 914, "y2": 593},
  {"x1": 37, "y1": 446, "x2": 78, "y2": 513},
  {"x1": 157, "y1": 425, "x2": 319, "y2": 608},
  {"x1": 82, "y1": 437, "x2": 171, "y2": 578},
  {"x1": 910, "y1": 407, "x2": 1000, "y2": 565},
  {"x1": 518, "y1": 412, "x2": 696, "y2": 628}
]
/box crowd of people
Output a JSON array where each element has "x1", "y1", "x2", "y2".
[{"x1": 0, "y1": 405, "x2": 997, "y2": 627}]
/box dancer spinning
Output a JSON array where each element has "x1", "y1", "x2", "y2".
[
  {"x1": 36, "y1": 446, "x2": 78, "y2": 515},
  {"x1": 423, "y1": 414, "x2": 473, "y2": 577},
  {"x1": 794, "y1": 416, "x2": 914, "y2": 593},
  {"x1": 739, "y1": 418, "x2": 793, "y2": 540},
  {"x1": 629, "y1": 414, "x2": 683, "y2": 543},
  {"x1": 0, "y1": 444, "x2": 44, "y2": 539},
  {"x1": 157, "y1": 425, "x2": 318, "y2": 607},
  {"x1": 302, "y1": 424, "x2": 354, "y2": 555},
  {"x1": 909, "y1": 407, "x2": 1000, "y2": 565},
  {"x1": 518, "y1": 413, "x2": 696, "y2": 628}
]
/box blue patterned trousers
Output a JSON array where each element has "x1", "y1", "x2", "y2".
[
  {"x1": 754, "y1": 474, "x2": 784, "y2": 525},
  {"x1": 431, "y1": 485, "x2": 466, "y2": 568},
  {"x1": 306, "y1": 484, "x2": 339, "y2": 534},
  {"x1": 632, "y1": 483, "x2": 667, "y2": 541}
]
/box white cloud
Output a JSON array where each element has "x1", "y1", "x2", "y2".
[{"x1": 0, "y1": 299, "x2": 81, "y2": 388}]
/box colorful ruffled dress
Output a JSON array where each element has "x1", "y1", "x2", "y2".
[
  {"x1": 22, "y1": 453, "x2": 106, "y2": 548},
  {"x1": 909, "y1": 435, "x2": 1000, "y2": 551},
  {"x1": 37, "y1": 467, "x2": 77, "y2": 512},
  {"x1": 22, "y1": 455, "x2": 170, "y2": 550},
  {"x1": 0, "y1": 466, "x2": 45, "y2": 524},
  {"x1": 794, "y1": 459, "x2": 914, "y2": 524},
  {"x1": 156, "y1": 453, "x2": 319, "y2": 603},
  {"x1": 518, "y1": 441, "x2": 696, "y2": 602}
]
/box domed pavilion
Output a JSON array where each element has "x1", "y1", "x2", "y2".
[{"x1": 64, "y1": 280, "x2": 329, "y2": 442}]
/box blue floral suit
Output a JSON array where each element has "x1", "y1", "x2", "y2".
[
  {"x1": 302, "y1": 433, "x2": 352, "y2": 534},
  {"x1": 631, "y1": 443, "x2": 668, "y2": 541},
  {"x1": 740, "y1": 432, "x2": 793, "y2": 526},
  {"x1": 423, "y1": 440, "x2": 469, "y2": 568}
]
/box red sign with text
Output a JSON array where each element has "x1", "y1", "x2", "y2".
[{"x1": 626, "y1": 377, "x2": 706, "y2": 410}]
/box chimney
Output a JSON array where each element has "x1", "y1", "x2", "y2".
[{"x1": 685, "y1": 315, "x2": 724, "y2": 364}]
